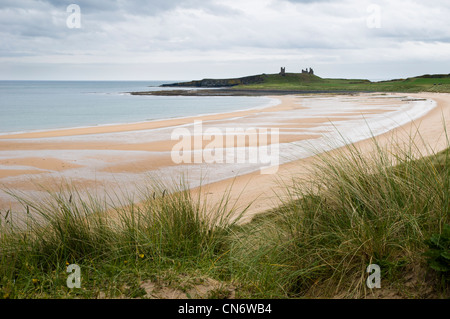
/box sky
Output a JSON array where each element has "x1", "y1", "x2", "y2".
[{"x1": 1, "y1": 0, "x2": 450, "y2": 81}]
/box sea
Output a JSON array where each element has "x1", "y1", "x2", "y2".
[{"x1": 0, "y1": 81, "x2": 275, "y2": 134}]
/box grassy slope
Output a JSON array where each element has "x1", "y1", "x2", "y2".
[
  {"x1": 236, "y1": 144, "x2": 450, "y2": 298},
  {"x1": 1, "y1": 140, "x2": 449, "y2": 299},
  {"x1": 234, "y1": 73, "x2": 450, "y2": 93}
]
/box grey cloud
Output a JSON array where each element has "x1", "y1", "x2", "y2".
[
  {"x1": 280, "y1": 0, "x2": 334, "y2": 3},
  {"x1": 1, "y1": 0, "x2": 450, "y2": 80},
  {"x1": 0, "y1": 7, "x2": 61, "y2": 39},
  {"x1": 26, "y1": 0, "x2": 228, "y2": 16}
]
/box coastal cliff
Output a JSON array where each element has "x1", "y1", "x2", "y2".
[{"x1": 160, "y1": 74, "x2": 266, "y2": 88}]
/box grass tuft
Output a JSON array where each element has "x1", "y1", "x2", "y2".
[{"x1": 0, "y1": 133, "x2": 449, "y2": 298}]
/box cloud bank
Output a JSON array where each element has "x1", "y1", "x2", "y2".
[{"x1": 1, "y1": 0, "x2": 449, "y2": 80}]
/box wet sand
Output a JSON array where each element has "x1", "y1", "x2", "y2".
[
  {"x1": 197, "y1": 92, "x2": 450, "y2": 223},
  {"x1": 0, "y1": 92, "x2": 445, "y2": 221}
]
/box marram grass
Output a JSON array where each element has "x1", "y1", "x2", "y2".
[
  {"x1": 0, "y1": 179, "x2": 245, "y2": 298},
  {"x1": 227, "y1": 134, "x2": 449, "y2": 298},
  {"x1": 0, "y1": 135, "x2": 449, "y2": 298}
]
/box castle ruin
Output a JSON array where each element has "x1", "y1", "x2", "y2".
[
  {"x1": 302, "y1": 67, "x2": 314, "y2": 75},
  {"x1": 280, "y1": 67, "x2": 314, "y2": 76}
]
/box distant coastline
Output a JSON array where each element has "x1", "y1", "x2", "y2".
[
  {"x1": 129, "y1": 72, "x2": 450, "y2": 96},
  {"x1": 129, "y1": 88, "x2": 373, "y2": 96}
]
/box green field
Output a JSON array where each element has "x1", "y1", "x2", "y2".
[{"x1": 234, "y1": 73, "x2": 450, "y2": 93}]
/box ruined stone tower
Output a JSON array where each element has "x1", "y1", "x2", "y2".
[
  {"x1": 302, "y1": 67, "x2": 314, "y2": 75},
  {"x1": 280, "y1": 67, "x2": 286, "y2": 76}
]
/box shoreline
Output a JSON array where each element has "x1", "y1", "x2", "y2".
[
  {"x1": 0, "y1": 96, "x2": 280, "y2": 139},
  {"x1": 1, "y1": 92, "x2": 447, "y2": 219},
  {"x1": 0, "y1": 96, "x2": 282, "y2": 140},
  {"x1": 130, "y1": 88, "x2": 377, "y2": 96},
  {"x1": 196, "y1": 92, "x2": 450, "y2": 222}
]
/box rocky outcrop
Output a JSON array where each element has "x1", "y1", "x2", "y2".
[
  {"x1": 160, "y1": 74, "x2": 265, "y2": 88},
  {"x1": 131, "y1": 88, "x2": 370, "y2": 96}
]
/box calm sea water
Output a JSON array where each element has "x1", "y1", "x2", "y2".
[{"x1": 0, "y1": 81, "x2": 274, "y2": 134}]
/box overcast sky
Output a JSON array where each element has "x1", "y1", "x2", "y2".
[{"x1": 1, "y1": 0, "x2": 449, "y2": 81}]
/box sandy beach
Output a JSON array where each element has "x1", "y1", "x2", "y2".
[
  {"x1": 1, "y1": 92, "x2": 448, "y2": 221},
  {"x1": 198, "y1": 92, "x2": 450, "y2": 222}
]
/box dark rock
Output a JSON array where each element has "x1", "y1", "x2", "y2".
[{"x1": 160, "y1": 74, "x2": 265, "y2": 88}]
